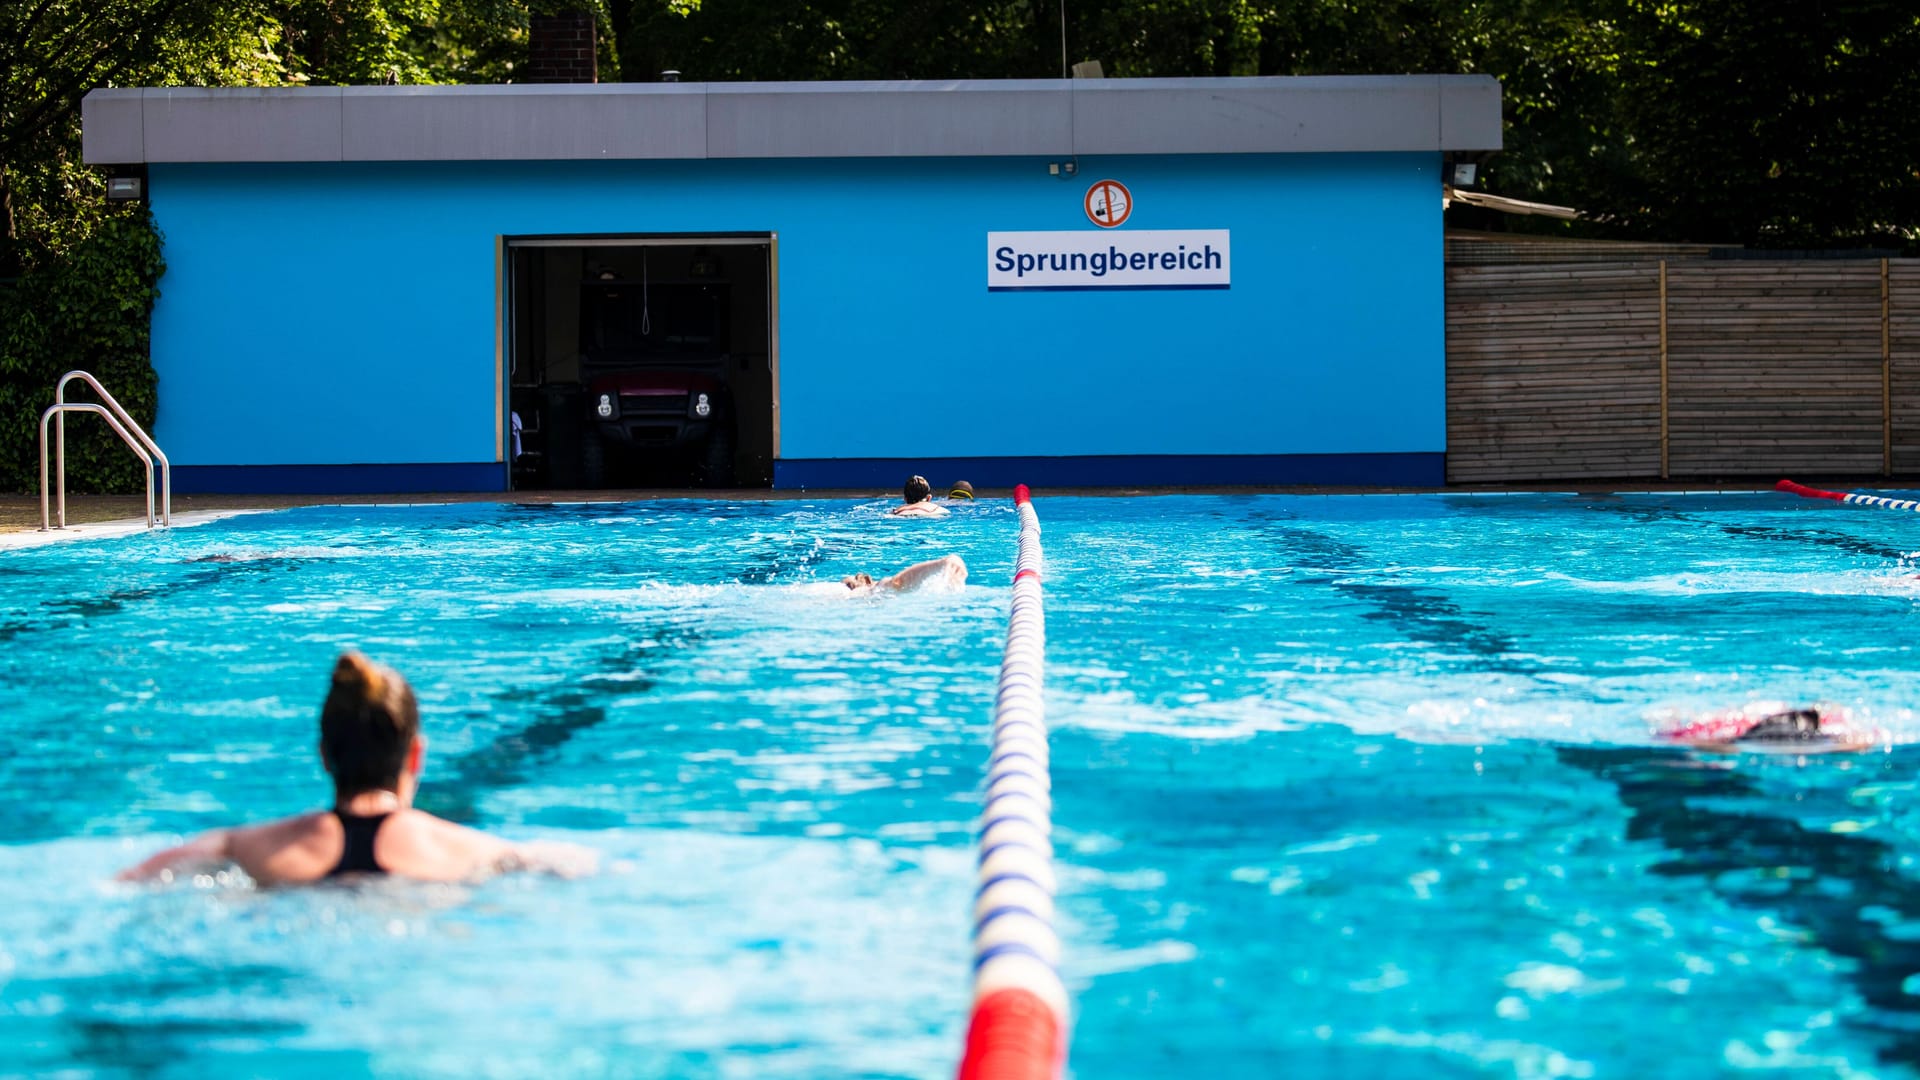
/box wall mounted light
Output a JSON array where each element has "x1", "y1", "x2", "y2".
[
  {"x1": 1451, "y1": 162, "x2": 1478, "y2": 187},
  {"x1": 106, "y1": 176, "x2": 144, "y2": 202}
]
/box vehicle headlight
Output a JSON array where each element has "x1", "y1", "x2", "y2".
[
  {"x1": 596, "y1": 393, "x2": 614, "y2": 419},
  {"x1": 692, "y1": 392, "x2": 711, "y2": 418}
]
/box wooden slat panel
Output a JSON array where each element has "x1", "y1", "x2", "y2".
[
  {"x1": 1446, "y1": 261, "x2": 1661, "y2": 483},
  {"x1": 1448, "y1": 259, "x2": 1920, "y2": 484},
  {"x1": 1665, "y1": 263, "x2": 1883, "y2": 477},
  {"x1": 1890, "y1": 262, "x2": 1920, "y2": 472}
]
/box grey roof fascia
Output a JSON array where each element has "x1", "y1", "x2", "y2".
[
  {"x1": 342, "y1": 84, "x2": 707, "y2": 160},
  {"x1": 1439, "y1": 76, "x2": 1503, "y2": 152},
  {"x1": 705, "y1": 80, "x2": 1072, "y2": 158},
  {"x1": 81, "y1": 88, "x2": 145, "y2": 163},
  {"x1": 1071, "y1": 76, "x2": 1500, "y2": 155},
  {"x1": 141, "y1": 86, "x2": 344, "y2": 162},
  {"x1": 82, "y1": 76, "x2": 1502, "y2": 165}
]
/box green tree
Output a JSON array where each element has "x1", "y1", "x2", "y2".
[
  {"x1": 0, "y1": 0, "x2": 560, "y2": 492},
  {"x1": 1600, "y1": 0, "x2": 1920, "y2": 246}
]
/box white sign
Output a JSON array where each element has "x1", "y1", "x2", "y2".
[{"x1": 988, "y1": 230, "x2": 1230, "y2": 291}]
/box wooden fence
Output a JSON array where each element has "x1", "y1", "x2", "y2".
[{"x1": 1447, "y1": 259, "x2": 1920, "y2": 483}]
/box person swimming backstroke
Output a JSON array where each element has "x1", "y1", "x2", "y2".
[{"x1": 120, "y1": 652, "x2": 595, "y2": 885}]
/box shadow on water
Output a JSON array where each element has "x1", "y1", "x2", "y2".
[
  {"x1": 0, "y1": 559, "x2": 304, "y2": 644},
  {"x1": 1560, "y1": 745, "x2": 1920, "y2": 1067},
  {"x1": 1242, "y1": 506, "x2": 1920, "y2": 1063},
  {"x1": 1246, "y1": 511, "x2": 1540, "y2": 677},
  {"x1": 1569, "y1": 500, "x2": 1916, "y2": 563},
  {"x1": 415, "y1": 619, "x2": 705, "y2": 824},
  {"x1": 733, "y1": 535, "x2": 844, "y2": 585},
  {"x1": 9, "y1": 960, "x2": 340, "y2": 1073}
]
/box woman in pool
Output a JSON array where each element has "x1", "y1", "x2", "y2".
[{"x1": 120, "y1": 652, "x2": 593, "y2": 885}]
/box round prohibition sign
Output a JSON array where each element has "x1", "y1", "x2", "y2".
[{"x1": 1084, "y1": 179, "x2": 1132, "y2": 228}]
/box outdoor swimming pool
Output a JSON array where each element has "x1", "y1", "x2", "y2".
[{"x1": 6, "y1": 492, "x2": 1920, "y2": 1077}]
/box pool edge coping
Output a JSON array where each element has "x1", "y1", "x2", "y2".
[{"x1": 0, "y1": 509, "x2": 270, "y2": 551}]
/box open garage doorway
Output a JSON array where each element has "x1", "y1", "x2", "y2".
[{"x1": 505, "y1": 235, "x2": 775, "y2": 490}]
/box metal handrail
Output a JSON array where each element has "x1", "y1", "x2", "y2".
[
  {"x1": 52, "y1": 371, "x2": 170, "y2": 528},
  {"x1": 41, "y1": 404, "x2": 157, "y2": 529}
]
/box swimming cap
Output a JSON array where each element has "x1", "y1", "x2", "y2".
[{"x1": 948, "y1": 480, "x2": 975, "y2": 500}]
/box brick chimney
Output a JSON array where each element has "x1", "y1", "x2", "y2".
[{"x1": 525, "y1": 10, "x2": 597, "y2": 83}]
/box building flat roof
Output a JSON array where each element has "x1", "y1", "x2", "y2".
[{"x1": 83, "y1": 76, "x2": 1500, "y2": 164}]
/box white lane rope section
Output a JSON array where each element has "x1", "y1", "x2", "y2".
[
  {"x1": 968, "y1": 485, "x2": 1070, "y2": 1038},
  {"x1": 1842, "y1": 493, "x2": 1920, "y2": 511}
]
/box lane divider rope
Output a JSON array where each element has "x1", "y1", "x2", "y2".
[
  {"x1": 1777, "y1": 478, "x2": 1920, "y2": 513},
  {"x1": 958, "y1": 483, "x2": 1067, "y2": 1080}
]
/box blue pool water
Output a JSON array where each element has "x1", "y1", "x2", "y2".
[{"x1": 6, "y1": 493, "x2": 1920, "y2": 1077}]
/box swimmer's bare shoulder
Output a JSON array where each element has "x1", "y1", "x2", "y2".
[
  {"x1": 405, "y1": 814, "x2": 598, "y2": 879},
  {"x1": 119, "y1": 811, "x2": 597, "y2": 885},
  {"x1": 888, "y1": 502, "x2": 949, "y2": 518},
  {"x1": 118, "y1": 812, "x2": 333, "y2": 885}
]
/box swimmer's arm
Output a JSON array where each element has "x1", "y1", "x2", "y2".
[
  {"x1": 881, "y1": 555, "x2": 965, "y2": 591},
  {"x1": 495, "y1": 839, "x2": 600, "y2": 879},
  {"x1": 117, "y1": 829, "x2": 232, "y2": 881},
  {"x1": 437, "y1": 819, "x2": 597, "y2": 880}
]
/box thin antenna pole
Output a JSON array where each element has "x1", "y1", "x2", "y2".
[{"x1": 1059, "y1": 0, "x2": 1068, "y2": 78}]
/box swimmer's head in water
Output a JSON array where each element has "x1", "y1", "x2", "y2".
[
  {"x1": 1736, "y1": 708, "x2": 1824, "y2": 743},
  {"x1": 843, "y1": 572, "x2": 875, "y2": 589},
  {"x1": 903, "y1": 475, "x2": 931, "y2": 504},
  {"x1": 320, "y1": 652, "x2": 420, "y2": 797},
  {"x1": 947, "y1": 480, "x2": 975, "y2": 500}
]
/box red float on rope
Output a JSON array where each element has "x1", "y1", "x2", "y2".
[
  {"x1": 958, "y1": 989, "x2": 1063, "y2": 1080},
  {"x1": 1776, "y1": 478, "x2": 1847, "y2": 502}
]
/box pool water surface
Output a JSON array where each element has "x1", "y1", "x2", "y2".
[{"x1": 5, "y1": 493, "x2": 1920, "y2": 1077}]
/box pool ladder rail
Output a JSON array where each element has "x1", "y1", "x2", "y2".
[{"x1": 38, "y1": 370, "x2": 172, "y2": 530}]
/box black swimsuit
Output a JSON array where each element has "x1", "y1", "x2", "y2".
[{"x1": 326, "y1": 810, "x2": 392, "y2": 877}]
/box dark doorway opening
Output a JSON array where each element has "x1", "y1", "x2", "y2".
[{"x1": 506, "y1": 237, "x2": 775, "y2": 490}]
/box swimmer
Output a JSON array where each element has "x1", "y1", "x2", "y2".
[
  {"x1": 889, "y1": 475, "x2": 949, "y2": 517},
  {"x1": 946, "y1": 480, "x2": 975, "y2": 501},
  {"x1": 841, "y1": 555, "x2": 968, "y2": 594},
  {"x1": 119, "y1": 652, "x2": 595, "y2": 885},
  {"x1": 1658, "y1": 703, "x2": 1881, "y2": 754}
]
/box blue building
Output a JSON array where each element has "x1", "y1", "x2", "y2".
[{"x1": 81, "y1": 77, "x2": 1501, "y2": 493}]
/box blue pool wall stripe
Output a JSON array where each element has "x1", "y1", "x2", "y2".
[{"x1": 147, "y1": 153, "x2": 1443, "y2": 488}]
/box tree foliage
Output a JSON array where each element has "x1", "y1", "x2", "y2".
[
  {"x1": 0, "y1": 0, "x2": 566, "y2": 492},
  {"x1": 0, "y1": 211, "x2": 163, "y2": 495},
  {"x1": 611, "y1": 0, "x2": 1918, "y2": 247}
]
